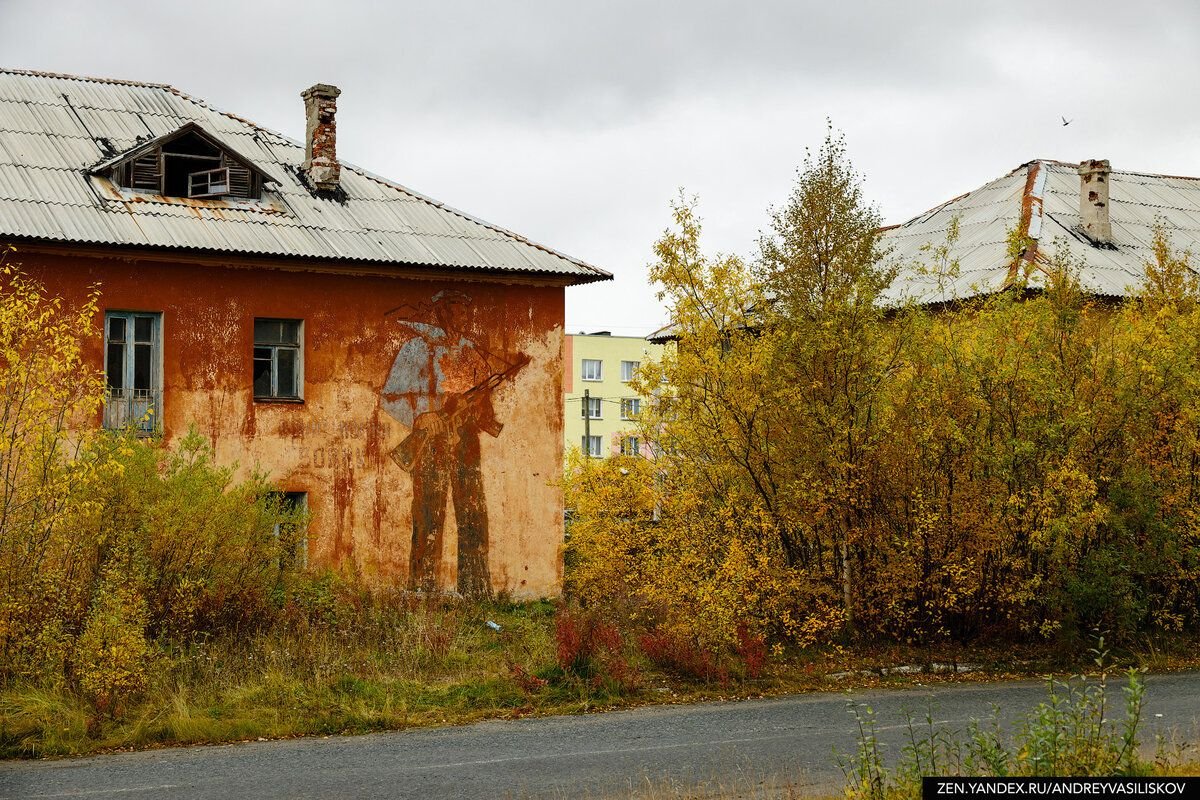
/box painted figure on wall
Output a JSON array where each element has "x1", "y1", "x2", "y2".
[{"x1": 381, "y1": 290, "x2": 529, "y2": 596}]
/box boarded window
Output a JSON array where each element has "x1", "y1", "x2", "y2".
[
  {"x1": 129, "y1": 152, "x2": 161, "y2": 191},
  {"x1": 225, "y1": 154, "x2": 254, "y2": 197}
]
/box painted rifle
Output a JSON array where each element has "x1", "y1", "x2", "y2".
[{"x1": 389, "y1": 354, "x2": 530, "y2": 472}]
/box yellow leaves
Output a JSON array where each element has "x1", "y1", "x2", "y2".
[
  {"x1": 566, "y1": 450, "x2": 846, "y2": 651},
  {"x1": 1139, "y1": 226, "x2": 1200, "y2": 313},
  {"x1": 0, "y1": 259, "x2": 109, "y2": 650},
  {"x1": 574, "y1": 155, "x2": 1200, "y2": 651},
  {"x1": 74, "y1": 579, "x2": 152, "y2": 715}
]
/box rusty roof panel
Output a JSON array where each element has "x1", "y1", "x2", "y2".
[{"x1": 0, "y1": 69, "x2": 609, "y2": 282}]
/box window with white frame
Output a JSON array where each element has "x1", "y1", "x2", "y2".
[
  {"x1": 620, "y1": 360, "x2": 639, "y2": 382},
  {"x1": 254, "y1": 319, "x2": 303, "y2": 400},
  {"x1": 582, "y1": 435, "x2": 603, "y2": 457},
  {"x1": 188, "y1": 166, "x2": 231, "y2": 198},
  {"x1": 582, "y1": 396, "x2": 603, "y2": 419},
  {"x1": 620, "y1": 436, "x2": 640, "y2": 457},
  {"x1": 620, "y1": 398, "x2": 641, "y2": 420},
  {"x1": 581, "y1": 359, "x2": 603, "y2": 381}
]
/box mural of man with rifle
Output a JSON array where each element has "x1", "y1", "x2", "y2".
[{"x1": 381, "y1": 290, "x2": 529, "y2": 597}]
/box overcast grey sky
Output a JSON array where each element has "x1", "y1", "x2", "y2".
[{"x1": 3, "y1": 1, "x2": 1198, "y2": 335}]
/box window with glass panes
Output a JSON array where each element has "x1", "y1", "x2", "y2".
[
  {"x1": 620, "y1": 398, "x2": 640, "y2": 419},
  {"x1": 581, "y1": 359, "x2": 602, "y2": 381},
  {"x1": 266, "y1": 491, "x2": 309, "y2": 567},
  {"x1": 620, "y1": 436, "x2": 640, "y2": 456},
  {"x1": 103, "y1": 311, "x2": 161, "y2": 433},
  {"x1": 620, "y1": 360, "x2": 639, "y2": 382},
  {"x1": 582, "y1": 435, "x2": 603, "y2": 457},
  {"x1": 253, "y1": 319, "x2": 302, "y2": 400},
  {"x1": 582, "y1": 396, "x2": 602, "y2": 419}
]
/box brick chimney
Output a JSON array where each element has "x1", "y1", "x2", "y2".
[
  {"x1": 1078, "y1": 159, "x2": 1113, "y2": 244},
  {"x1": 301, "y1": 83, "x2": 341, "y2": 191}
]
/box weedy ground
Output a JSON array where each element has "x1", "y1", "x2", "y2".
[{"x1": 2, "y1": 598, "x2": 1198, "y2": 760}]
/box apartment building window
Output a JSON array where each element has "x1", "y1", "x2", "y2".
[
  {"x1": 582, "y1": 396, "x2": 603, "y2": 419},
  {"x1": 620, "y1": 398, "x2": 641, "y2": 420},
  {"x1": 103, "y1": 311, "x2": 162, "y2": 434},
  {"x1": 582, "y1": 435, "x2": 603, "y2": 458},
  {"x1": 620, "y1": 360, "x2": 639, "y2": 382},
  {"x1": 581, "y1": 358, "x2": 603, "y2": 381},
  {"x1": 620, "y1": 436, "x2": 640, "y2": 457},
  {"x1": 254, "y1": 319, "x2": 303, "y2": 400}
]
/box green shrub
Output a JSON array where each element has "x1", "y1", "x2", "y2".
[
  {"x1": 841, "y1": 658, "x2": 1163, "y2": 800},
  {"x1": 1, "y1": 427, "x2": 309, "y2": 694}
]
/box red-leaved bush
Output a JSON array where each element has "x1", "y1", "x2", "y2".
[
  {"x1": 638, "y1": 629, "x2": 728, "y2": 685},
  {"x1": 554, "y1": 606, "x2": 638, "y2": 692},
  {"x1": 735, "y1": 622, "x2": 768, "y2": 679}
]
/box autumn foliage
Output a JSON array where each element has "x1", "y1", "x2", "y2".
[
  {"x1": 565, "y1": 131, "x2": 1200, "y2": 657},
  {"x1": 0, "y1": 250, "x2": 308, "y2": 719}
]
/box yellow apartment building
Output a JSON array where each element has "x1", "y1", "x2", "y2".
[{"x1": 563, "y1": 333, "x2": 663, "y2": 458}]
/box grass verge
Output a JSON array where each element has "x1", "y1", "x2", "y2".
[{"x1": 2, "y1": 600, "x2": 1198, "y2": 760}]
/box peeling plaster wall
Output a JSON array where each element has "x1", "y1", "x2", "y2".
[{"x1": 25, "y1": 251, "x2": 566, "y2": 598}]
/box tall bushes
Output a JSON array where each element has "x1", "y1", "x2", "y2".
[
  {"x1": 565, "y1": 136, "x2": 1200, "y2": 652},
  {"x1": 1, "y1": 428, "x2": 309, "y2": 692},
  {"x1": 0, "y1": 254, "x2": 306, "y2": 709},
  {"x1": 0, "y1": 251, "x2": 108, "y2": 685}
]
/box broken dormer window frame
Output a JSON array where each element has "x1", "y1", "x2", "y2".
[
  {"x1": 95, "y1": 122, "x2": 268, "y2": 201},
  {"x1": 188, "y1": 167, "x2": 231, "y2": 198}
]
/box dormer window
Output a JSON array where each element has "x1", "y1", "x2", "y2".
[{"x1": 96, "y1": 123, "x2": 268, "y2": 201}]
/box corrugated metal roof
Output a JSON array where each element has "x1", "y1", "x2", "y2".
[
  {"x1": 881, "y1": 159, "x2": 1200, "y2": 304},
  {"x1": 646, "y1": 320, "x2": 678, "y2": 343},
  {"x1": 0, "y1": 69, "x2": 610, "y2": 283}
]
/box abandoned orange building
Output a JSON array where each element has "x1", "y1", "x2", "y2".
[{"x1": 0, "y1": 69, "x2": 610, "y2": 596}]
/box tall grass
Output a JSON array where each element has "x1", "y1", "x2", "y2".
[
  {"x1": 0, "y1": 594, "x2": 566, "y2": 756},
  {"x1": 839, "y1": 646, "x2": 1183, "y2": 800}
]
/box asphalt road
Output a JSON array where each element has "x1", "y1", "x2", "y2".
[{"x1": 3, "y1": 673, "x2": 1199, "y2": 800}]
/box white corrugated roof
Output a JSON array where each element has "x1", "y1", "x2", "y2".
[
  {"x1": 881, "y1": 159, "x2": 1200, "y2": 304},
  {"x1": 0, "y1": 69, "x2": 610, "y2": 283}
]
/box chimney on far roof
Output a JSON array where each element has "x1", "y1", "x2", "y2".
[
  {"x1": 301, "y1": 83, "x2": 341, "y2": 191},
  {"x1": 1078, "y1": 159, "x2": 1113, "y2": 244}
]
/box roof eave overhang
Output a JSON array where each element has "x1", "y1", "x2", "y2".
[{"x1": 3, "y1": 237, "x2": 611, "y2": 288}]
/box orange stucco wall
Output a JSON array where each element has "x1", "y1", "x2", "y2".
[
  {"x1": 563, "y1": 334, "x2": 573, "y2": 394},
  {"x1": 26, "y1": 251, "x2": 567, "y2": 597}
]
